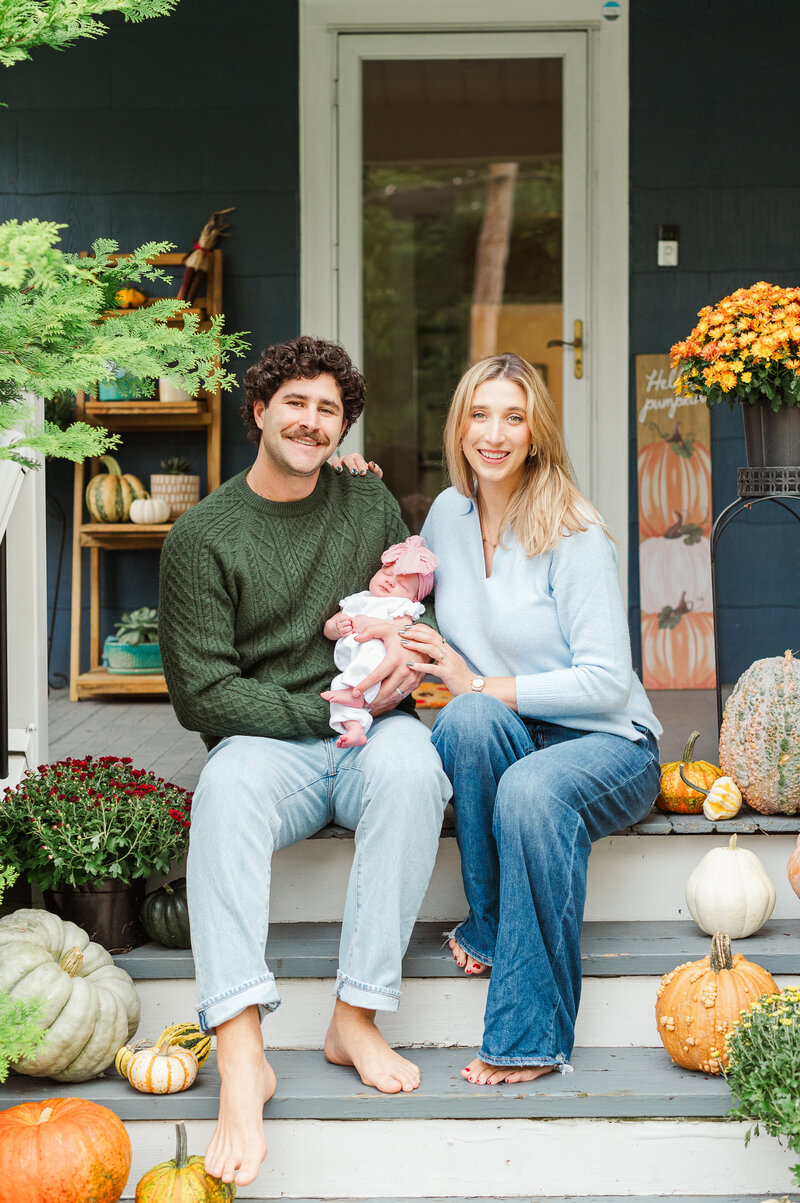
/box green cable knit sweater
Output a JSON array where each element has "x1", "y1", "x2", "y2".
[{"x1": 158, "y1": 467, "x2": 420, "y2": 748}]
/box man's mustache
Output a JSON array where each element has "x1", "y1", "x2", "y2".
[{"x1": 281, "y1": 425, "x2": 329, "y2": 447}]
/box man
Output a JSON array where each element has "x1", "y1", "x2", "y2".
[{"x1": 158, "y1": 336, "x2": 451, "y2": 1188}]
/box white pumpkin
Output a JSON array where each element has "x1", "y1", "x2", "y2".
[
  {"x1": 639, "y1": 533, "x2": 712, "y2": 614},
  {"x1": 686, "y1": 833, "x2": 776, "y2": 938},
  {"x1": 129, "y1": 496, "x2": 171, "y2": 525},
  {"x1": 127, "y1": 1039, "x2": 198, "y2": 1094},
  {"x1": 0, "y1": 908, "x2": 141, "y2": 1081}
]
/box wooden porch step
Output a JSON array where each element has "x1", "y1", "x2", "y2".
[
  {"x1": 0, "y1": 1046, "x2": 738, "y2": 1118},
  {"x1": 234, "y1": 1199, "x2": 779, "y2": 1203},
  {"x1": 115, "y1": 917, "x2": 800, "y2": 980}
]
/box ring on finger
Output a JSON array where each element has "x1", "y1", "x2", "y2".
[{"x1": 394, "y1": 687, "x2": 405, "y2": 697}]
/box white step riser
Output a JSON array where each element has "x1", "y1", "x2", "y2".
[
  {"x1": 133, "y1": 974, "x2": 800, "y2": 1050},
  {"x1": 268, "y1": 833, "x2": 799, "y2": 922},
  {"x1": 119, "y1": 1119, "x2": 796, "y2": 1199}
]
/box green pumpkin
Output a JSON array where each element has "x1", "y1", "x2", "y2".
[
  {"x1": 157, "y1": 1022, "x2": 211, "y2": 1067},
  {"x1": 85, "y1": 455, "x2": 148, "y2": 523},
  {"x1": 718, "y1": 649, "x2": 800, "y2": 814},
  {"x1": 140, "y1": 878, "x2": 191, "y2": 949},
  {"x1": 134, "y1": 1121, "x2": 236, "y2": 1201},
  {"x1": 0, "y1": 909, "x2": 141, "y2": 1082}
]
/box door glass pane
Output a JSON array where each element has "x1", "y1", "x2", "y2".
[{"x1": 362, "y1": 57, "x2": 563, "y2": 531}]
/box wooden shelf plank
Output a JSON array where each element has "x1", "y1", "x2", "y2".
[
  {"x1": 73, "y1": 667, "x2": 169, "y2": 698},
  {"x1": 85, "y1": 400, "x2": 208, "y2": 416},
  {"x1": 78, "y1": 523, "x2": 171, "y2": 550}
]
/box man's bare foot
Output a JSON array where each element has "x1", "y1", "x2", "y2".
[
  {"x1": 461, "y1": 1055, "x2": 555, "y2": 1086},
  {"x1": 321, "y1": 687, "x2": 365, "y2": 708},
  {"x1": 325, "y1": 1000, "x2": 420, "y2": 1093},
  {"x1": 204, "y1": 1006, "x2": 277, "y2": 1187},
  {"x1": 336, "y1": 722, "x2": 367, "y2": 748},
  {"x1": 449, "y1": 936, "x2": 486, "y2": 975}
]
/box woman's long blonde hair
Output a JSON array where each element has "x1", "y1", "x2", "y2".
[{"x1": 443, "y1": 353, "x2": 604, "y2": 556}]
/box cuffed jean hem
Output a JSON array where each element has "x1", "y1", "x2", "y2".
[
  {"x1": 198, "y1": 975, "x2": 282, "y2": 1034},
  {"x1": 445, "y1": 923, "x2": 494, "y2": 967},
  {"x1": 477, "y1": 1049, "x2": 573, "y2": 1075},
  {"x1": 334, "y1": 970, "x2": 401, "y2": 1012}
]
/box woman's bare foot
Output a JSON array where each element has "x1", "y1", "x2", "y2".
[
  {"x1": 204, "y1": 1007, "x2": 277, "y2": 1187},
  {"x1": 449, "y1": 936, "x2": 486, "y2": 975},
  {"x1": 325, "y1": 1000, "x2": 420, "y2": 1093},
  {"x1": 461, "y1": 1055, "x2": 555, "y2": 1086}
]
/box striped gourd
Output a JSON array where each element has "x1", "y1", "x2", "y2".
[
  {"x1": 127, "y1": 1041, "x2": 197, "y2": 1094},
  {"x1": 718, "y1": 649, "x2": 800, "y2": 814},
  {"x1": 115, "y1": 1039, "x2": 152, "y2": 1078},
  {"x1": 156, "y1": 1022, "x2": 211, "y2": 1068},
  {"x1": 85, "y1": 455, "x2": 147, "y2": 523}
]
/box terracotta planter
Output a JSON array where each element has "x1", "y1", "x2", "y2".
[
  {"x1": 44, "y1": 877, "x2": 146, "y2": 952},
  {"x1": 742, "y1": 399, "x2": 800, "y2": 467},
  {"x1": 149, "y1": 473, "x2": 201, "y2": 519}
]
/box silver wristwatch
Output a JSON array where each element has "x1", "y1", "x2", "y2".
[{"x1": 471, "y1": 677, "x2": 486, "y2": 693}]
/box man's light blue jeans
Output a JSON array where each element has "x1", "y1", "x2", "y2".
[
  {"x1": 432, "y1": 694, "x2": 660, "y2": 1071},
  {"x1": 187, "y1": 712, "x2": 451, "y2": 1032}
]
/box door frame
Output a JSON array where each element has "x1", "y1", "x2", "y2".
[{"x1": 300, "y1": 0, "x2": 631, "y2": 595}]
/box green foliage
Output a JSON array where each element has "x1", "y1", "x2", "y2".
[
  {"x1": 114, "y1": 605, "x2": 158, "y2": 646},
  {"x1": 0, "y1": 755, "x2": 192, "y2": 888},
  {"x1": 0, "y1": 220, "x2": 250, "y2": 467},
  {"x1": 0, "y1": 0, "x2": 179, "y2": 68},
  {"x1": 722, "y1": 986, "x2": 800, "y2": 1186},
  {"x1": 0, "y1": 865, "x2": 48, "y2": 1083},
  {"x1": 160, "y1": 455, "x2": 192, "y2": 474},
  {"x1": 0, "y1": 862, "x2": 18, "y2": 904}
]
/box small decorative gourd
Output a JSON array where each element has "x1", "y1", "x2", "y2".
[
  {"x1": 657, "y1": 731, "x2": 722, "y2": 813},
  {"x1": 678, "y1": 763, "x2": 743, "y2": 821},
  {"x1": 655, "y1": 931, "x2": 778, "y2": 1073},
  {"x1": 135, "y1": 1121, "x2": 236, "y2": 1201},
  {"x1": 718, "y1": 649, "x2": 800, "y2": 814},
  {"x1": 127, "y1": 1040, "x2": 198, "y2": 1094},
  {"x1": 115, "y1": 1039, "x2": 153, "y2": 1079},
  {"x1": 685, "y1": 833, "x2": 776, "y2": 938},
  {"x1": 115, "y1": 287, "x2": 148, "y2": 309},
  {"x1": 157, "y1": 1021, "x2": 211, "y2": 1068},
  {"x1": 788, "y1": 833, "x2": 800, "y2": 901},
  {"x1": 129, "y1": 496, "x2": 171, "y2": 525},
  {"x1": 85, "y1": 455, "x2": 148, "y2": 523},
  {"x1": 141, "y1": 877, "x2": 191, "y2": 948},
  {"x1": 0, "y1": 1097, "x2": 131, "y2": 1203}
]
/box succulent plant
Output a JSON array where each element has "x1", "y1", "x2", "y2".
[
  {"x1": 113, "y1": 606, "x2": 159, "y2": 646},
  {"x1": 159, "y1": 456, "x2": 193, "y2": 475}
]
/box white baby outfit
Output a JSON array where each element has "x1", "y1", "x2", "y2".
[{"x1": 329, "y1": 590, "x2": 425, "y2": 737}]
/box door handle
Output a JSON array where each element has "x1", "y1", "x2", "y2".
[{"x1": 547, "y1": 320, "x2": 584, "y2": 379}]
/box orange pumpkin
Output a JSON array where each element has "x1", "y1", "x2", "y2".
[
  {"x1": 637, "y1": 423, "x2": 711, "y2": 539},
  {"x1": 135, "y1": 1121, "x2": 236, "y2": 1202},
  {"x1": 0, "y1": 1097, "x2": 131, "y2": 1203},
  {"x1": 657, "y1": 730, "x2": 722, "y2": 814},
  {"x1": 641, "y1": 601, "x2": 716, "y2": 690},
  {"x1": 655, "y1": 931, "x2": 778, "y2": 1074},
  {"x1": 788, "y1": 833, "x2": 800, "y2": 900}
]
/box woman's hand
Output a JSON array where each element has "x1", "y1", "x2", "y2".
[
  {"x1": 397, "y1": 623, "x2": 474, "y2": 697},
  {"x1": 352, "y1": 624, "x2": 428, "y2": 713},
  {"x1": 328, "y1": 452, "x2": 383, "y2": 479}
]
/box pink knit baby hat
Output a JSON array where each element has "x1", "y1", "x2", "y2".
[{"x1": 380, "y1": 535, "x2": 439, "y2": 600}]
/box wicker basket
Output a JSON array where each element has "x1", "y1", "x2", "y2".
[{"x1": 103, "y1": 637, "x2": 163, "y2": 675}]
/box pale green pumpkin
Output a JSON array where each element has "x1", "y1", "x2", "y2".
[
  {"x1": 0, "y1": 909, "x2": 140, "y2": 1082},
  {"x1": 718, "y1": 649, "x2": 800, "y2": 815}
]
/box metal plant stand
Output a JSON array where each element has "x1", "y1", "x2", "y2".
[{"x1": 710, "y1": 466, "x2": 800, "y2": 730}]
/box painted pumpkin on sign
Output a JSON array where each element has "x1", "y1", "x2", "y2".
[
  {"x1": 637, "y1": 423, "x2": 711, "y2": 540},
  {"x1": 641, "y1": 600, "x2": 715, "y2": 691}
]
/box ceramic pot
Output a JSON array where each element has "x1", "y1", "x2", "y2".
[
  {"x1": 149, "y1": 473, "x2": 201, "y2": 519},
  {"x1": 158, "y1": 376, "x2": 193, "y2": 403},
  {"x1": 742, "y1": 399, "x2": 800, "y2": 467},
  {"x1": 44, "y1": 877, "x2": 147, "y2": 951}
]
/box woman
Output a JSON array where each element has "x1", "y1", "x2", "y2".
[{"x1": 397, "y1": 353, "x2": 662, "y2": 1086}]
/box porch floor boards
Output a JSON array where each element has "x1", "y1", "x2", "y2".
[{"x1": 47, "y1": 687, "x2": 721, "y2": 790}]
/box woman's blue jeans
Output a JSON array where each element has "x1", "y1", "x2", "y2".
[{"x1": 432, "y1": 693, "x2": 660, "y2": 1070}]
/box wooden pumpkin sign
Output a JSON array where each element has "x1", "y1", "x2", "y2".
[{"x1": 0, "y1": 1097, "x2": 131, "y2": 1203}]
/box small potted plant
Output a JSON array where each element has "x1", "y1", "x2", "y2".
[
  {"x1": 103, "y1": 606, "x2": 162, "y2": 674},
  {"x1": 97, "y1": 361, "x2": 155, "y2": 402},
  {"x1": 0, "y1": 757, "x2": 192, "y2": 949},
  {"x1": 719, "y1": 985, "x2": 800, "y2": 1191},
  {"x1": 670, "y1": 281, "x2": 800, "y2": 467},
  {"x1": 149, "y1": 456, "x2": 201, "y2": 519}
]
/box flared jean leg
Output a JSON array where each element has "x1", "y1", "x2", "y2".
[{"x1": 432, "y1": 694, "x2": 536, "y2": 963}]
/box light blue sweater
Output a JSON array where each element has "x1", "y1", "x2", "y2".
[{"x1": 421, "y1": 488, "x2": 661, "y2": 742}]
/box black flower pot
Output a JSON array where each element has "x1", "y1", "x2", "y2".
[
  {"x1": 44, "y1": 877, "x2": 147, "y2": 952},
  {"x1": 742, "y1": 399, "x2": 800, "y2": 467}
]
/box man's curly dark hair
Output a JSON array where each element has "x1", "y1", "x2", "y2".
[{"x1": 240, "y1": 336, "x2": 366, "y2": 446}]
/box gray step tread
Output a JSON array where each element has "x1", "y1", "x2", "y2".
[
  {"x1": 116, "y1": 917, "x2": 800, "y2": 979},
  {"x1": 235, "y1": 1199, "x2": 777, "y2": 1203},
  {"x1": 1, "y1": 1046, "x2": 734, "y2": 1120},
  {"x1": 311, "y1": 808, "x2": 800, "y2": 838}
]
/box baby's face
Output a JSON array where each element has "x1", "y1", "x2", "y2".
[{"x1": 369, "y1": 564, "x2": 419, "y2": 601}]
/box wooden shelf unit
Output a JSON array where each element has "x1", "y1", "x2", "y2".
[{"x1": 69, "y1": 249, "x2": 223, "y2": 700}]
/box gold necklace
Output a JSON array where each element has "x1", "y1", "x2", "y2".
[{"x1": 480, "y1": 523, "x2": 500, "y2": 550}]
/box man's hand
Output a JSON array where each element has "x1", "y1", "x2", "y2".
[{"x1": 352, "y1": 623, "x2": 432, "y2": 714}]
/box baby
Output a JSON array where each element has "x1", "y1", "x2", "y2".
[{"x1": 321, "y1": 535, "x2": 438, "y2": 748}]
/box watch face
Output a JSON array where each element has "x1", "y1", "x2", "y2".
[{"x1": 471, "y1": 677, "x2": 486, "y2": 692}]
